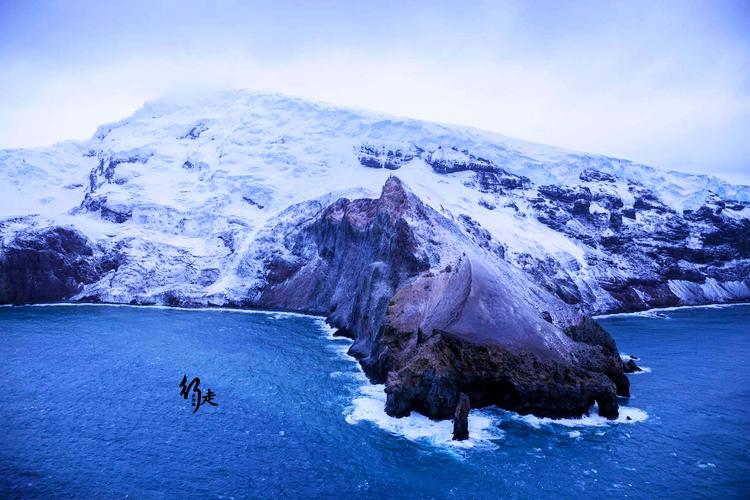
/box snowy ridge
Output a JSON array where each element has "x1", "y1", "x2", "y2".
[{"x1": 0, "y1": 90, "x2": 748, "y2": 311}]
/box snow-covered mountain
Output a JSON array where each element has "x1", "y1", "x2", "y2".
[
  {"x1": 1, "y1": 90, "x2": 748, "y2": 426},
  {"x1": 1, "y1": 90, "x2": 747, "y2": 310}
]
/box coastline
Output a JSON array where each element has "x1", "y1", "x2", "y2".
[
  {"x1": 2, "y1": 299, "x2": 653, "y2": 449},
  {"x1": 6, "y1": 298, "x2": 747, "y2": 321},
  {"x1": 2, "y1": 271, "x2": 743, "y2": 496},
  {"x1": 3, "y1": 298, "x2": 743, "y2": 433},
  {"x1": 593, "y1": 301, "x2": 750, "y2": 320},
  {"x1": 0, "y1": 301, "x2": 327, "y2": 320}
]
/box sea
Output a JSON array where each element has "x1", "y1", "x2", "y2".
[{"x1": 1, "y1": 303, "x2": 748, "y2": 498}]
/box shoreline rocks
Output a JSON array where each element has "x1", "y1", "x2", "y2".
[
  {"x1": 452, "y1": 393, "x2": 471, "y2": 441},
  {"x1": 623, "y1": 358, "x2": 643, "y2": 373},
  {"x1": 383, "y1": 329, "x2": 620, "y2": 422}
]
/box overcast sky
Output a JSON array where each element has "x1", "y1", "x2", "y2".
[{"x1": 1, "y1": 0, "x2": 749, "y2": 183}]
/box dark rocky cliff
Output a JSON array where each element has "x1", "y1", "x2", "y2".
[
  {"x1": 0, "y1": 224, "x2": 117, "y2": 304},
  {"x1": 251, "y1": 177, "x2": 628, "y2": 421}
]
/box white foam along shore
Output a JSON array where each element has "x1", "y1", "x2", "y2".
[
  {"x1": 2, "y1": 301, "x2": 325, "y2": 320},
  {"x1": 11, "y1": 299, "x2": 746, "y2": 321},
  {"x1": 317, "y1": 319, "x2": 505, "y2": 450},
  {"x1": 345, "y1": 383, "x2": 505, "y2": 450},
  {"x1": 506, "y1": 405, "x2": 648, "y2": 429},
  {"x1": 593, "y1": 301, "x2": 750, "y2": 320}
]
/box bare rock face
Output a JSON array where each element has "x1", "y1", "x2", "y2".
[
  {"x1": 564, "y1": 317, "x2": 630, "y2": 398},
  {"x1": 0, "y1": 226, "x2": 116, "y2": 304},
  {"x1": 525, "y1": 181, "x2": 750, "y2": 313},
  {"x1": 253, "y1": 176, "x2": 628, "y2": 421},
  {"x1": 383, "y1": 330, "x2": 619, "y2": 421},
  {"x1": 254, "y1": 176, "x2": 432, "y2": 377}
]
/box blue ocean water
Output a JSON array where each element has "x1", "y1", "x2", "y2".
[{"x1": 0, "y1": 304, "x2": 748, "y2": 498}]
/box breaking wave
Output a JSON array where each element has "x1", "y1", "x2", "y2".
[
  {"x1": 506, "y1": 405, "x2": 649, "y2": 429},
  {"x1": 345, "y1": 384, "x2": 504, "y2": 449}
]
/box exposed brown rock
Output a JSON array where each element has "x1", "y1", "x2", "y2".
[{"x1": 384, "y1": 331, "x2": 619, "y2": 421}]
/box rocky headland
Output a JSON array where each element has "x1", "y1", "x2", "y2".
[{"x1": 1, "y1": 91, "x2": 748, "y2": 438}]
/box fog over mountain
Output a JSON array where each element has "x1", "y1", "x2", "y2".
[{"x1": 1, "y1": 1, "x2": 748, "y2": 183}]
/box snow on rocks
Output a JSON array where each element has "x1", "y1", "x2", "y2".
[{"x1": 0, "y1": 90, "x2": 748, "y2": 312}]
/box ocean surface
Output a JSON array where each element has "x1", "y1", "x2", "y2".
[{"x1": 0, "y1": 304, "x2": 748, "y2": 498}]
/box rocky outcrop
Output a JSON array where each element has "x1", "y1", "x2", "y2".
[
  {"x1": 0, "y1": 226, "x2": 116, "y2": 304},
  {"x1": 248, "y1": 177, "x2": 628, "y2": 421},
  {"x1": 75, "y1": 150, "x2": 153, "y2": 223},
  {"x1": 356, "y1": 144, "x2": 531, "y2": 193},
  {"x1": 623, "y1": 359, "x2": 642, "y2": 373},
  {"x1": 384, "y1": 331, "x2": 620, "y2": 422},
  {"x1": 357, "y1": 144, "x2": 420, "y2": 170},
  {"x1": 253, "y1": 177, "x2": 431, "y2": 378},
  {"x1": 622, "y1": 355, "x2": 643, "y2": 373},
  {"x1": 564, "y1": 317, "x2": 630, "y2": 398},
  {"x1": 452, "y1": 393, "x2": 470, "y2": 441}
]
